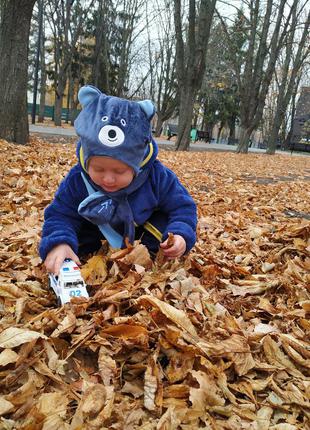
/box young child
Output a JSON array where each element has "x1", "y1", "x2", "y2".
[{"x1": 39, "y1": 85, "x2": 197, "y2": 274}]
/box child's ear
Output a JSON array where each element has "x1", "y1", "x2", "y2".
[
  {"x1": 78, "y1": 85, "x2": 102, "y2": 107},
  {"x1": 138, "y1": 100, "x2": 156, "y2": 120}
]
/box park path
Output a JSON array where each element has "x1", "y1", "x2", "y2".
[{"x1": 29, "y1": 124, "x2": 308, "y2": 157}]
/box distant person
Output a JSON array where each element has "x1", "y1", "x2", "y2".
[
  {"x1": 39, "y1": 86, "x2": 197, "y2": 274},
  {"x1": 167, "y1": 126, "x2": 173, "y2": 140}
]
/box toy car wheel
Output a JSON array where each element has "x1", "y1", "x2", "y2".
[
  {"x1": 56, "y1": 297, "x2": 62, "y2": 307},
  {"x1": 48, "y1": 277, "x2": 51, "y2": 289}
]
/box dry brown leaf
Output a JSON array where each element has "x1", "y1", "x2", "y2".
[
  {"x1": 50, "y1": 312, "x2": 76, "y2": 337},
  {"x1": 36, "y1": 392, "x2": 69, "y2": 419},
  {"x1": 119, "y1": 243, "x2": 153, "y2": 269},
  {"x1": 70, "y1": 384, "x2": 108, "y2": 429},
  {"x1": 100, "y1": 323, "x2": 148, "y2": 339},
  {"x1": 98, "y1": 346, "x2": 117, "y2": 386},
  {"x1": 189, "y1": 370, "x2": 225, "y2": 411},
  {"x1": 144, "y1": 363, "x2": 158, "y2": 411},
  {"x1": 1, "y1": 139, "x2": 310, "y2": 427},
  {"x1": 0, "y1": 327, "x2": 47, "y2": 348},
  {"x1": 0, "y1": 349, "x2": 19, "y2": 366},
  {"x1": 138, "y1": 295, "x2": 198, "y2": 337},
  {"x1": 121, "y1": 380, "x2": 144, "y2": 398},
  {"x1": 43, "y1": 340, "x2": 67, "y2": 375},
  {"x1": 165, "y1": 352, "x2": 195, "y2": 383},
  {"x1": 262, "y1": 335, "x2": 305, "y2": 378},
  {"x1": 0, "y1": 397, "x2": 14, "y2": 416}
]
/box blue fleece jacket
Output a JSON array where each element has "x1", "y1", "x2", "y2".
[{"x1": 39, "y1": 140, "x2": 197, "y2": 261}]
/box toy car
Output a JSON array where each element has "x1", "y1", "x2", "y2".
[{"x1": 48, "y1": 258, "x2": 89, "y2": 305}]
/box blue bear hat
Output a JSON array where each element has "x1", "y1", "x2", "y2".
[{"x1": 74, "y1": 86, "x2": 156, "y2": 174}]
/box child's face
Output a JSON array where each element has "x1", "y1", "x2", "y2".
[{"x1": 88, "y1": 156, "x2": 134, "y2": 192}]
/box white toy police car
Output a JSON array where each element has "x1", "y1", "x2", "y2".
[{"x1": 48, "y1": 259, "x2": 89, "y2": 305}]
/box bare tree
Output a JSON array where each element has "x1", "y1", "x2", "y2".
[
  {"x1": 115, "y1": 0, "x2": 146, "y2": 96},
  {"x1": 145, "y1": 1, "x2": 178, "y2": 136},
  {"x1": 266, "y1": 6, "x2": 310, "y2": 154},
  {"x1": 46, "y1": 0, "x2": 93, "y2": 125},
  {"x1": 89, "y1": 0, "x2": 147, "y2": 97},
  {"x1": 0, "y1": 0, "x2": 36, "y2": 144},
  {"x1": 174, "y1": 0, "x2": 217, "y2": 150},
  {"x1": 219, "y1": 0, "x2": 300, "y2": 153},
  {"x1": 91, "y1": 0, "x2": 112, "y2": 92},
  {"x1": 38, "y1": 3, "x2": 47, "y2": 123}
]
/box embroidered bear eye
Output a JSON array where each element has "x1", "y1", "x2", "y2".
[
  {"x1": 101, "y1": 115, "x2": 109, "y2": 122},
  {"x1": 120, "y1": 119, "x2": 127, "y2": 126}
]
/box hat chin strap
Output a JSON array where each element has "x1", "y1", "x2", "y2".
[
  {"x1": 140, "y1": 142, "x2": 154, "y2": 167},
  {"x1": 79, "y1": 142, "x2": 154, "y2": 172},
  {"x1": 79, "y1": 145, "x2": 87, "y2": 172}
]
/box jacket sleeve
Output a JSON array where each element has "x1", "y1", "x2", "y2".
[
  {"x1": 152, "y1": 161, "x2": 197, "y2": 252},
  {"x1": 39, "y1": 166, "x2": 87, "y2": 261}
]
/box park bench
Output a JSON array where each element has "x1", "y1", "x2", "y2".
[
  {"x1": 166, "y1": 124, "x2": 210, "y2": 143},
  {"x1": 289, "y1": 138, "x2": 310, "y2": 153},
  {"x1": 195, "y1": 130, "x2": 209, "y2": 142},
  {"x1": 28, "y1": 103, "x2": 80, "y2": 122}
]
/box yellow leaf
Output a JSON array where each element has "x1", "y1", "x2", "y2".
[{"x1": 81, "y1": 255, "x2": 108, "y2": 285}]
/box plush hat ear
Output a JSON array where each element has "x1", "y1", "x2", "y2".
[
  {"x1": 138, "y1": 100, "x2": 156, "y2": 120},
  {"x1": 78, "y1": 85, "x2": 102, "y2": 107}
]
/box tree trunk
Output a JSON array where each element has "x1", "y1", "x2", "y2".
[
  {"x1": 176, "y1": 89, "x2": 195, "y2": 150},
  {"x1": 266, "y1": 116, "x2": 280, "y2": 154},
  {"x1": 66, "y1": 72, "x2": 75, "y2": 123},
  {"x1": 216, "y1": 121, "x2": 224, "y2": 143},
  {"x1": 38, "y1": 71, "x2": 46, "y2": 122},
  {"x1": 227, "y1": 116, "x2": 236, "y2": 144},
  {"x1": 38, "y1": 21, "x2": 46, "y2": 123},
  {"x1": 174, "y1": 0, "x2": 216, "y2": 151},
  {"x1": 155, "y1": 113, "x2": 164, "y2": 137},
  {"x1": 284, "y1": 83, "x2": 299, "y2": 149},
  {"x1": 237, "y1": 126, "x2": 253, "y2": 153},
  {"x1": 70, "y1": 89, "x2": 80, "y2": 126},
  {"x1": 207, "y1": 123, "x2": 214, "y2": 142},
  {"x1": 54, "y1": 76, "x2": 66, "y2": 126},
  {"x1": 54, "y1": 93, "x2": 63, "y2": 126},
  {"x1": 0, "y1": 0, "x2": 36, "y2": 144}
]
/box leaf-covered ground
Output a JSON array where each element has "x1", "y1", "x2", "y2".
[{"x1": 0, "y1": 137, "x2": 310, "y2": 430}]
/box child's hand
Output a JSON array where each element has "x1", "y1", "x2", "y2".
[
  {"x1": 44, "y1": 244, "x2": 81, "y2": 275},
  {"x1": 160, "y1": 234, "x2": 186, "y2": 259}
]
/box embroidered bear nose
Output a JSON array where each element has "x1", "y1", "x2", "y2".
[
  {"x1": 108, "y1": 129, "x2": 116, "y2": 139},
  {"x1": 98, "y1": 125, "x2": 125, "y2": 147}
]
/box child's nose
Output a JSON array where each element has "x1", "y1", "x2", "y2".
[{"x1": 102, "y1": 172, "x2": 115, "y2": 184}]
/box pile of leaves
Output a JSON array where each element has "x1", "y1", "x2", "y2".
[{"x1": 0, "y1": 137, "x2": 309, "y2": 430}]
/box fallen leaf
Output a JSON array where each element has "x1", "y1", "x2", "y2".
[
  {"x1": 0, "y1": 327, "x2": 47, "y2": 348},
  {"x1": 0, "y1": 349, "x2": 19, "y2": 366}
]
